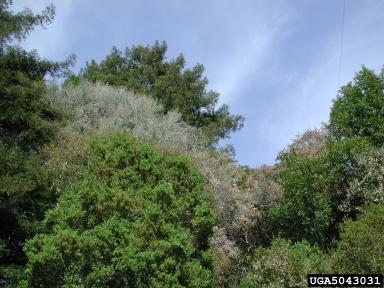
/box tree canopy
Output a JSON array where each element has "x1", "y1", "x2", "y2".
[
  {"x1": 67, "y1": 42, "x2": 244, "y2": 144},
  {"x1": 329, "y1": 67, "x2": 384, "y2": 146}
]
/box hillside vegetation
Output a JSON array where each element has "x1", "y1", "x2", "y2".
[{"x1": 1, "y1": 2, "x2": 383, "y2": 287}]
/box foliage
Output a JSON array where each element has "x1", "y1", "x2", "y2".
[
  {"x1": 53, "y1": 81, "x2": 207, "y2": 150},
  {"x1": 268, "y1": 151, "x2": 332, "y2": 246},
  {"x1": 268, "y1": 135, "x2": 372, "y2": 246},
  {"x1": 0, "y1": 1, "x2": 74, "y2": 151},
  {"x1": 66, "y1": 42, "x2": 244, "y2": 143},
  {"x1": 285, "y1": 127, "x2": 327, "y2": 158},
  {"x1": 0, "y1": 0, "x2": 54, "y2": 47},
  {"x1": 51, "y1": 81, "x2": 284, "y2": 284},
  {"x1": 0, "y1": 2, "x2": 73, "y2": 286},
  {"x1": 329, "y1": 67, "x2": 384, "y2": 146},
  {"x1": 0, "y1": 47, "x2": 68, "y2": 151},
  {"x1": 23, "y1": 133, "x2": 216, "y2": 287},
  {"x1": 0, "y1": 265, "x2": 25, "y2": 288},
  {"x1": 331, "y1": 203, "x2": 384, "y2": 273},
  {"x1": 341, "y1": 147, "x2": 384, "y2": 214},
  {"x1": 237, "y1": 238, "x2": 330, "y2": 288},
  {"x1": 0, "y1": 145, "x2": 51, "y2": 286}
]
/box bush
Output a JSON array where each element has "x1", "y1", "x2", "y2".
[
  {"x1": 237, "y1": 238, "x2": 330, "y2": 288},
  {"x1": 331, "y1": 203, "x2": 384, "y2": 273},
  {"x1": 23, "y1": 133, "x2": 216, "y2": 287},
  {"x1": 53, "y1": 81, "x2": 207, "y2": 151},
  {"x1": 268, "y1": 151, "x2": 332, "y2": 246},
  {"x1": 41, "y1": 127, "x2": 91, "y2": 195}
]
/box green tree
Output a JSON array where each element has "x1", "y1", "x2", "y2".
[
  {"x1": 268, "y1": 150, "x2": 333, "y2": 246},
  {"x1": 0, "y1": 2, "x2": 73, "y2": 285},
  {"x1": 329, "y1": 66, "x2": 384, "y2": 146},
  {"x1": 268, "y1": 136, "x2": 371, "y2": 247},
  {"x1": 0, "y1": 47, "x2": 69, "y2": 150},
  {"x1": 67, "y1": 42, "x2": 244, "y2": 144},
  {"x1": 23, "y1": 133, "x2": 216, "y2": 287}
]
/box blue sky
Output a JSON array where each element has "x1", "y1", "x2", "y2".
[{"x1": 13, "y1": 0, "x2": 384, "y2": 167}]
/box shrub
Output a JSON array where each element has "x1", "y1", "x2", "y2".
[
  {"x1": 286, "y1": 127, "x2": 327, "y2": 158},
  {"x1": 331, "y1": 203, "x2": 384, "y2": 273},
  {"x1": 41, "y1": 127, "x2": 91, "y2": 195},
  {"x1": 23, "y1": 133, "x2": 216, "y2": 287},
  {"x1": 52, "y1": 81, "x2": 208, "y2": 151},
  {"x1": 268, "y1": 151, "x2": 332, "y2": 246},
  {"x1": 237, "y1": 238, "x2": 330, "y2": 288}
]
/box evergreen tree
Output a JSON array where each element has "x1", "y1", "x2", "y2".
[{"x1": 0, "y1": 1, "x2": 73, "y2": 285}]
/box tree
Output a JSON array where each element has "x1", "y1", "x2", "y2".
[
  {"x1": 23, "y1": 133, "x2": 216, "y2": 287},
  {"x1": 0, "y1": 0, "x2": 55, "y2": 47},
  {"x1": 0, "y1": 2, "x2": 73, "y2": 285},
  {"x1": 329, "y1": 66, "x2": 384, "y2": 146},
  {"x1": 268, "y1": 136, "x2": 371, "y2": 247},
  {"x1": 0, "y1": 47, "x2": 69, "y2": 150},
  {"x1": 67, "y1": 42, "x2": 244, "y2": 144}
]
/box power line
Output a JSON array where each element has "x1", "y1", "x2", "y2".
[{"x1": 338, "y1": 0, "x2": 346, "y2": 87}]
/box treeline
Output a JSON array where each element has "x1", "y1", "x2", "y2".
[{"x1": 1, "y1": 1, "x2": 383, "y2": 287}]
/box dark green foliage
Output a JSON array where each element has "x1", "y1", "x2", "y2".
[
  {"x1": 0, "y1": 47, "x2": 67, "y2": 151},
  {"x1": 268, "y1": 151, "x2": 332, "y2": 246},
  {"x1": 23, "y1": 133, "x2": 216, "y2": 287},
  {"x1": 329, "y1": 67, "x2": 384, "y2": 146},
  {"x1": 0, "y1": 265, "x2": 25, "y2": 288},
  {"x1": 0, "y1": 2, "x2": 73, "y2": 285},
  {"x1": 237, "y1": 238, "x2": 330, "y2": 288},
  {"x1": 67, "y1": 42, "x2": 244, "y2": 144},
  {"x1": 331, "y1": 203, "x2": 384, "y2": 273},
  {"x1": 0, "y1": 145, "x2": 51, "y2": 285},
  {"x1": 268, "y1": 136, "x2": 372, "y2": 247}
]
